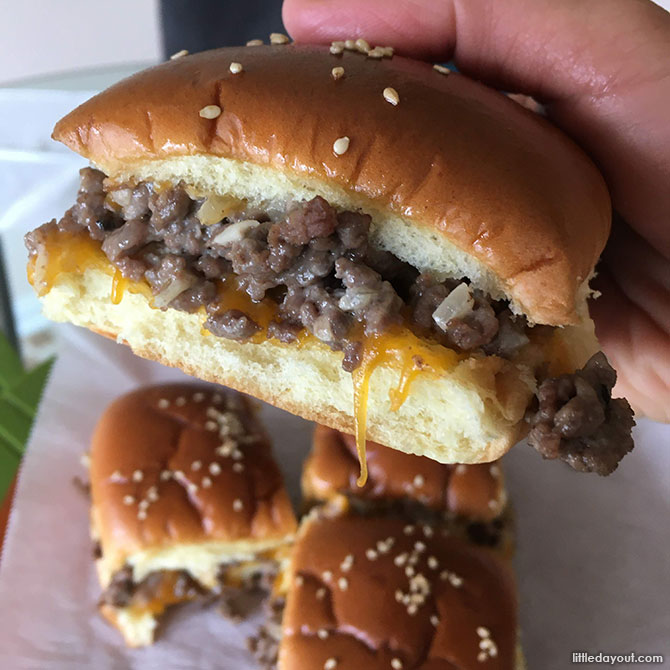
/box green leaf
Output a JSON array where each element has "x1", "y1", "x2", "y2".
[
  {"x1": 9, "y1": 359, "x2": 53, "y2": 418},
  {"x1": 0, "y1": 435, "x2": 20, "y2": 501},
  {"x1": 0, "y1": 334, "x2": 24, "y2": 392},
  {"x1": 0, "y1": 397, "x2": 30, "y2": 455},
  {"x1": 0, "y1": 332, "x2": 54, "y2": 501}
]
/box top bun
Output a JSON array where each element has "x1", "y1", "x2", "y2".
[{"x1": 53, "y1": 44, "x2": 610, "y2": 325}]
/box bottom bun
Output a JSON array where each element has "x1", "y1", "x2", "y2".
[
  {"x1": 42, "y1": 268, "x2": 539, "y2": 464},
  {"x1": 99, "y1": 605, "x2": 157, "y2": 648}
]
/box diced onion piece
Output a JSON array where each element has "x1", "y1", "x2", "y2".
[
  {"x1": 338, "y1": 288, "x2": 377, "y2": 312},
  {"x1": 196, "y1": 194, "x2": 247, "y2": 226},
  {"x1": 496, "y1": 322, "x2": 530, "y2": 356},
  {"x1": 312, "y1": 315, "x2": 335, "y2": 342},
  {"x1": 432, "y1": 282, "x2": 474, "y2": 331},
  {"x1": 106, "y1": 188, "x2": 133, "y2": 209},
  {"x1": 153, "y1": 274, "x2": 197, "y2": 308},
  {"x1": 31, "y1": 247, "x2": 49, "y2": 291},
  {"x1": 211, "y1": 219, "x2": 260, "y2": 245}
]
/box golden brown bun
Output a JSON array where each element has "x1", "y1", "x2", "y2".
[
  {"x1": 89, "y1": 383, "x2": 297, "y2": 586},
  {"x1": 303, "y1": 425, "x2": 506, "y2": 522},
  {"x1": 279, "y1": 512, "x2": 520, "y2": 669},
  {"x1": 53, "y1": 45, "x2": 610, "y2": 325}
]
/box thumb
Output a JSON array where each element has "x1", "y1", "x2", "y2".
[{"x1": 283, "y1": 0, "x2": 670, "y2": 255}]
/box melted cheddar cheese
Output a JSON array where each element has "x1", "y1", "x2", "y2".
[
  {"x1": 28, "y1": 231, "x2": 152, "y2": 302},
  {"x1": 353, "y1": 331, "x2": 464, "y2": 486},
  {"x1": 28, "y1": 231, "x2": 111, "y2": 296},
  {"x1": 127, "y1": 571, "x2": 194, "y2": 617}
]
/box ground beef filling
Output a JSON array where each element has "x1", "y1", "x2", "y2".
[
  {"x1": 25, "y1": 168, "x2": 532, "y2": 371},
  {"x1": 99, "y1": 566, "x2": 205, "y2": 609},
  {"x1": 344, "y1": 495, "x2": 509, "y2": 550},
  {"x1": 100, "y1": 561, "x2": 277, "y2": 620},
  {"x1": 26, "y1": 169, "x2": 634, "y2": 474},
  {"x1": 216, "y1": 560, "x2": 279, "y2": 622},
  {"x1": 526, "y1": 352, "x2": 635, "y2": 475},
  {"x1": 247, "y1": 597, "x2": 284, "y2": 670}
]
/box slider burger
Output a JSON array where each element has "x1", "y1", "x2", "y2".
[
  {"x1": 26, "y1": 43, "x2": 635, "y2": 481},
  {"x1": 303, "y1": 425, "x2": 511, "y2": 552},
  {"x1": 89, "y1": 383, "x2": 297, "y2": 647},
  {"x1": 250, "y1": 510, "x2": 523, "y2": 669}
]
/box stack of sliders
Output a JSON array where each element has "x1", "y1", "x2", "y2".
[
  {"x1": 89, "y1": 384, "x2": 521, "y2": 667},
  {"x1": 26, "y1": 42, "x2": 635, "y2": 482},
  {"x1": 89, "y1": 383, "x2": 297, "y2": 647},
  {"x1": 249, "y1": 425, "x2": 522, "y2": 669}
]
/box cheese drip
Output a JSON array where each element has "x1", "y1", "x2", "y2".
[
  {"x1": 111, "y1": 269, "x2": 129, "y2": 305},
  {"x1": 352, "y1": 331, "x2": 463, "y2": 486}
]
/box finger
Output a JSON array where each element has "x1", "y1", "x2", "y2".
[
  {"x1": 283, "y1": 0, "x2": 670, "y2": 256},
  {"x1": 590, "y1": 220, "x2": 670, "y2": 420},
  {"x1": 591, "y1": 269, "x2": 670, "y2": 423},
  {"x1": 284, "y1": 0, "x2": 455, "y2": 60}
]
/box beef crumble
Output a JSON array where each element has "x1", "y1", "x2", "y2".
[
  {"x1": 205, "y1": 309, "x2": 261, "y2": 340},
  {"x1": 100, "y1": 566, "x2": 135, "y2": 607},
  {"x1": 25, "y1": 168, "x2": 531, "y2": 372},
  {"x1": 526, "y1": 352, "x2": 635, "y2": 475},
  {"x1": 217, "y1": 560, "x2": 279, "y2": 622}
]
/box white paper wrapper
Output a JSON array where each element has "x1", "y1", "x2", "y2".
[{"x1": 0, "y1": 326, "x2": 668, "y2": 669}]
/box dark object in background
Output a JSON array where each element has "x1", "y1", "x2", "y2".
[
  {"x1": 0, "y1": 239, "x2": 19, "y2": 353},
  {"x1": 160, "y1": 0, "x2": 284, "y2": 56}
]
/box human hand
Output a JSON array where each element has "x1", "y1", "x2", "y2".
[{"x1": 282, "y1": 0, "x2": 670, "y2": 422}]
